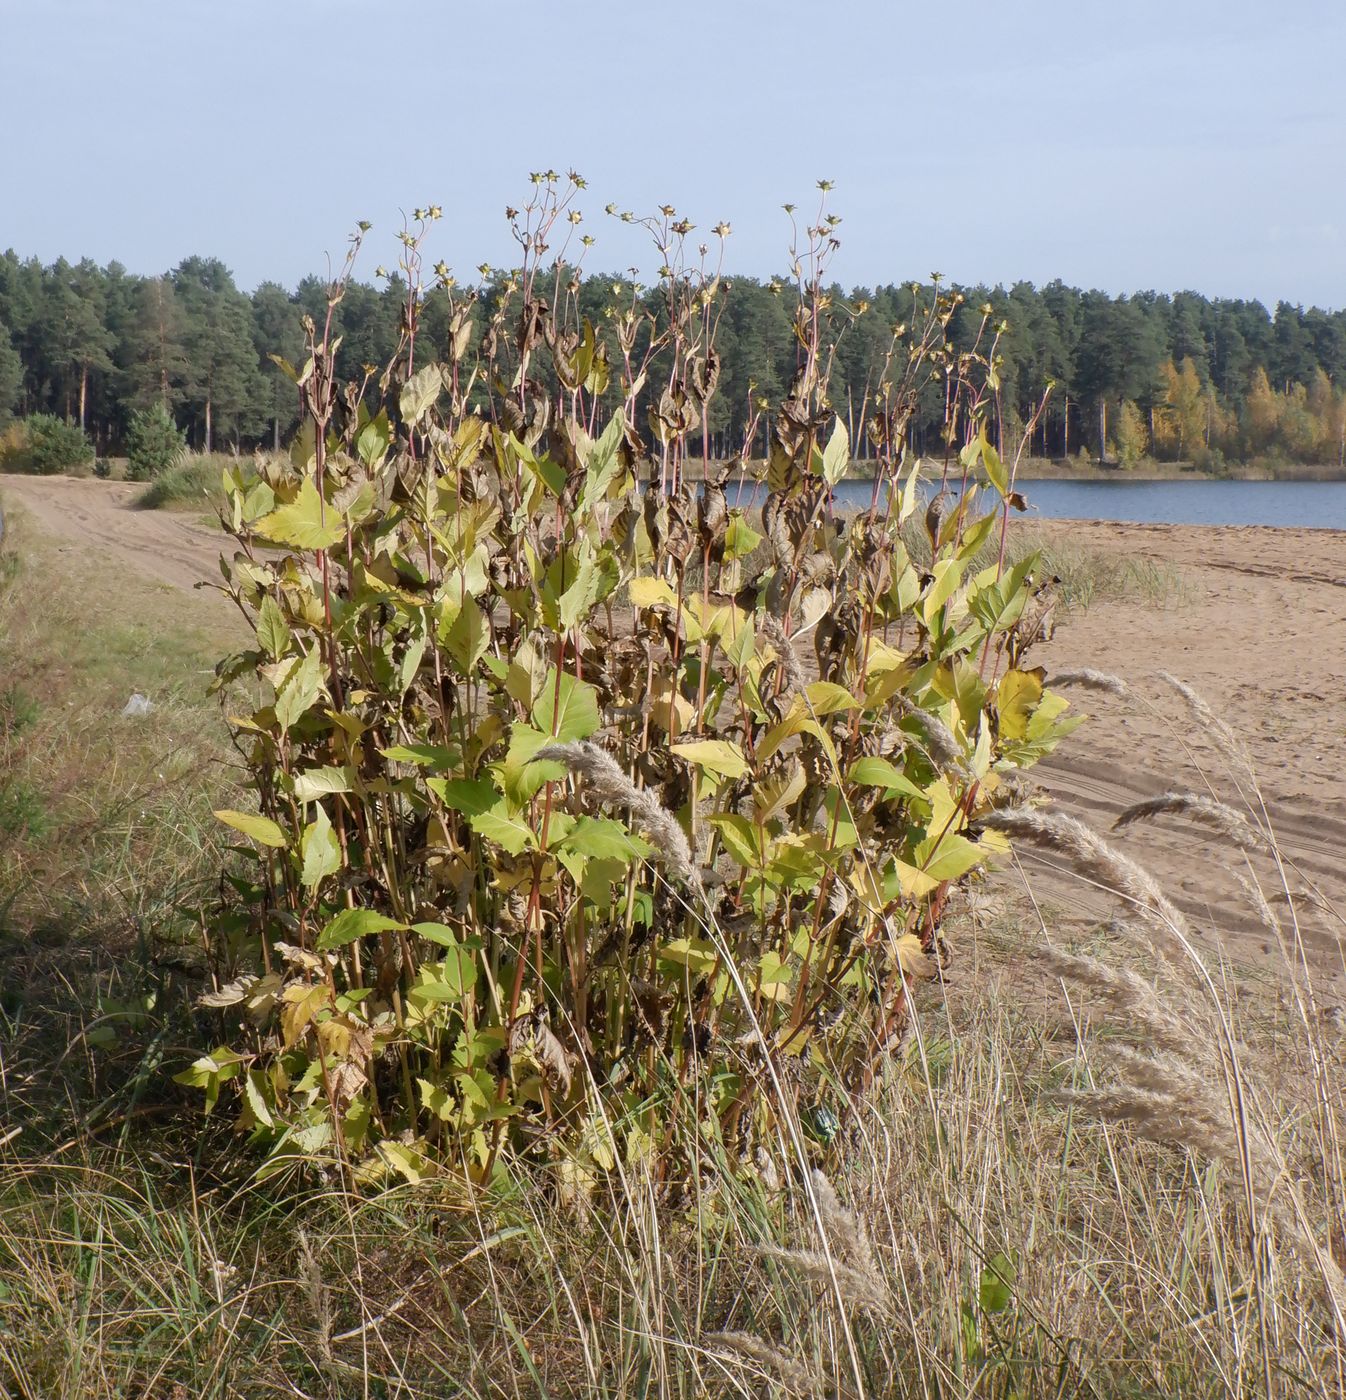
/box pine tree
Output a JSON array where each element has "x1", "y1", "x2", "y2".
[
  {"x1": 0, "y1": 317, "x2": 21, "y2": 427},
  {"x1": 174, "y1": 257, "x2": 265, "y2": 450},
  {"x1": 120, "y1": 277, "x2": 190, "y2": 412}
]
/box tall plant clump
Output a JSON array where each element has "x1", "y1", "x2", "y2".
[{"x1": 188, "y1": 177, "x2": 1076, "y2": 1188}]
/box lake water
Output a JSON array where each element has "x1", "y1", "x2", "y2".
[{"x1": 814, "y1": 478, "x2": 1346, "y2": 529}]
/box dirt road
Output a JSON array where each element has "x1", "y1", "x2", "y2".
[
  {"x1": 3, "y1": 474, "x2": 1341, "y2": 985},
  {"x1": 0, "y1": 473, "x2": 227, "y2": 597}
]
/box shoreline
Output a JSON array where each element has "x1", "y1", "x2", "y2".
[{"x1": 678, "y1": 458, "x2": 1346, "y2": 484}]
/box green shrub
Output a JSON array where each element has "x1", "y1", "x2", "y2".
[
  {"x1": 189, "y1": 184, "x2": 1078, "y2": 1191},
  {"x1": 11, "y1": 415, "x2": 93, "y2": 476},
  {"x1": 125, "y1": 403, "x2": 186, "y2": 482},
  {"x1": 135, "y1": 452, "x2": 230, "y2": 510}
]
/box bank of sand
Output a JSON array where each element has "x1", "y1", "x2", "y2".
[
  {"x1": 1024, "y1": 519, "x2": 1345, "y2": 999},
  {"x1": 2, "y1": 475, "x2": 1341, "y2": 993}
]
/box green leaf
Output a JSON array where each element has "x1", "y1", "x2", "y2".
[
  {"x1": 847, "y1": 756, "x2": 926, "y2": 802},
  {"x1": 531, "y1": 669, "x2": 600, "y2": 742},
  {"x1": 317, "y1": 907, "x2": 406, "y2": 950},
  {"x1": 582, "y1": 408, "x2": 628, "y2": 505},
  {"x1": 255, "y1": 596, "x2": 290, "y2": 660},
  {"x1": 300, "y1": 806, "x2": 342, "y2": 889},
  {"x1": 214, "y1": 808, "x2": 288, "y2": 848},
  {"x1": 708, "y1": 812, "x2": 764, "y2": 867},
  {"x1": 431, "y1": 777, "x2": 498, "y2": 817},
  {"x1": 983, "y1": 439, "x2": 1009, "y2": 497},
  {"x1": 979, "y1": 1252, "x2": 1016, "y2": 1314},
  {"x1": 558, "y1": 558, "x2": 601, "y2": 631},
  {"x1": 356, "y1": 412, "x2": 391, "y2": 467},
  {"x1": 291, "y1": 765, "x2": 354, "y2": 802},
  {"x1": 411, "y1": 921, "x2": 465, "y2": 948},
  {"x1": 412, "y1": 948, "x2": 476, "y2": 1002},
  {"x1": 502, "y1": 723, "x2": 565, "y2": 805},
  {"x1": 380, "y1": 743, "x2": 459, "y2": 769},
  {"x1": 723, "y1": 511, "x2": 763, "y2": 562},
  {"x1": 470, "y1": 802, "x2": 535, "y2": 855},
  {"x1": 254, "y1": 478, "x2": 345, "y2": 551},
  {"x1": 922, "y1": 557, "x2": 964, "y2": 617},
  {"x1": 444, "y1": 595, "x2": 488, "y2": 673},
  {"x1": 968, "y1": 555, "x2": 1035, "y2": 635},
  {"x1": 557, "y1": 816, "x2": 650, "y2": 863},
  {"x1": 274, "y1": 648, "x2": 325, "y2": 732}
]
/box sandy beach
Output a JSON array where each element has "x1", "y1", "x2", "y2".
[{"x1": 1026, "y1": 519, "x2": 1345, "y2": 994}]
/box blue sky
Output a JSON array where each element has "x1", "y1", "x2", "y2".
[{"x1": 2, "y1": 0, "x2": 1343, "y2": 306}]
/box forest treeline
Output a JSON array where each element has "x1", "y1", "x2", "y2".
[{"x1": 2, "y1": 247, "x2": 1345, "y2": 468}]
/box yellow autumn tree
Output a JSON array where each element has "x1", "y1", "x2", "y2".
[
  {"x1": 1245, "y1": 367, "x2": 1281, "y2": 453},
  {"x1": 1114, "y1": 398, "x2": 1148, "y2": 467},
  {"x1": 1153, "y1": 358, "x2": 1206, "y2": 460}
]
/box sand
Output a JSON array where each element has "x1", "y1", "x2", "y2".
[
  {"x1": 1027, "y1": 519, "x2": 1345, "y2": 994},
  {"x1": 3, "y1": 475, "x2": 1341, "y2": 990}
]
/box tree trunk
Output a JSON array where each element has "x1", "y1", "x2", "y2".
[
  {"x1": 1063, "y1": 397, "x2": 1070, "y2": 458},
  {"x1": 205, "y1": 396, "x2": 213, "y2": 454},
  {"x1": 79, "y1": 367, "x2": 88, "y2": 430},
  {"x1": 1097, "y1": 399, "x2": 1107, "y2": 463},
  {"x1": 273, "y1": 417, "x2": 281, "y2": 451}
]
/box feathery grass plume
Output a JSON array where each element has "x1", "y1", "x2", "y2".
[
  {"x1": 895, "y1": 694, "x2": 967, "y2": 777},
  {"x1": 535, "y1": 740, "x2": 700, "y2": 890},
  {"x1": 1158, "y1": 671, "x2": 1251, "y2": 770},
  {"x1": 1038, "y1": 944, "x2": 1188, "y2": 1053},
  {"x1": 756, "y1": 1243, "x2": 892, "y2": 1315},
  {"x1": 1063, "y1": 1047, "x2": 1346, "y2": 1326},
  {"x1": 755, "y1": 1172, "x2": 891, "y2": 1315},
  {"x1": 810, "y1": 1170, "x2": 885, "y2": 1300},
  {"x1": 759, "y1": 612, "x2": 807, "y2": 697},
  {"x1": 1113, "y1": 790, "x2": 1267, "y2": 850},
  {"x1": 981, "y1": 806, "x2": 1189, "y2": 936},
  {"x1": 297, "y1": 1229, "x2": 333, "y2": 1364},
  {"x1": 1233, "y1": 868, "x2": 1283, "y2": 942},
  {"x1": 703, "y1": 1331, "x2": 820, "y2": 1395},
  {"x1": 1050, "y1": 667, "x2": 1131, "y2": 699}
]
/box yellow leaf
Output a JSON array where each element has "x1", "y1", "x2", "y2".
[
  {"x1": 671, "y1": 739, "x2": 748, "y2": 780},
  {"x1": 649, "y1": 676, "x2": 693, "y2": 737},
  {"x1": 998, "y1": 668, "x2": 1045, "y2": 740},
  {"x1": 753, "y1": 761, "x2": 806, "y2": 824},
  {"x1": 802, "y1": 680, "x2": 858, "y2": 715},
  {"x1": 895, "y1": 933, "x2": 937, "y2": 979},
  {"x1": 627, "y1": 576, "x2": 678, "y2": 608},
  {"x1": 894, "y1": 860, "x2": 940, "y2": 899},
  {"x1": 214, "y1": 809, "x2": 287, "y2": 848}
]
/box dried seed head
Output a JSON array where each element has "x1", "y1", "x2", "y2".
[
  {"x1": 758, "y1": 613, "x2": 807, "y2": 697},
  {"x1": 1038, "y1": 944, "x2": 1188, "y2": 1053},
  {"x1": 704, "y1": 1331, "x2": 819, "y2": 1394},
  {"x1": 1158, "y1": 672, "x2": 1251, "y2": 772},
  {"x1": 1050, "y1": 668, "x2": 1131, "y2": 699},
  {"x1": 1113, "y1": 790, "x2": 1266, "y2": 851},
  {"x1": 980, "y1": 805, "x2": 1188, "y2": 938},
  {"x1": 535, "y1": 741, "x2": 700, "y2": 890}
]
